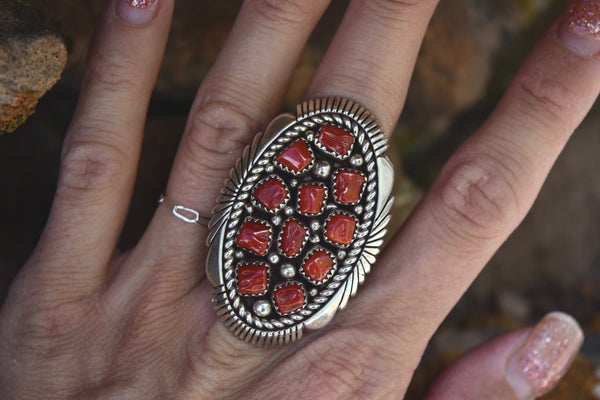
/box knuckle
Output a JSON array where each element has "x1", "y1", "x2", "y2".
[
  {"x1": 250, "y1": 0, "x2": 318, "y2": 26},
  {"x1": 7, "y1": 300, "x2": 85, "y2": 356},
  {"x1": 291, "y1": 329, "x2": 401, "y2": 398},
  {"x1": 59, "y1": 136, "x2": 128, "y2": 195},
  {"x1": 182, "y1": 99, "x2": 253, "y2": 174},
  {"x1": 435, "y1": 155, "x2": 520, "y2": 242},
  {"x1": 515, "y1": 76, "x2": 572, "y2": 133}
]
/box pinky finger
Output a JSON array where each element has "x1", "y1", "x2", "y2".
[{"x1": 426, "y1": 312, "x2": 583, "y2": 400}]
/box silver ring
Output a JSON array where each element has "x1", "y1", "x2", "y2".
[
  {"x1": 158, "y1": 194, "x2": 210, "y2": 227},
  {"x1": 205, "y1": 97, "x2": 395, "y2": 345}
]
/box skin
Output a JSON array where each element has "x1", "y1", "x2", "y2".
[{"x1": 0, "y1": 0, "x2": 598, "y2": 398}]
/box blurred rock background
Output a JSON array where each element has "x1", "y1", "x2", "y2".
[{"x1": 1, "y1": 0, "x2": 599, "y2": 397}]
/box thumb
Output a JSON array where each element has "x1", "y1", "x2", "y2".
[{"x1": 426, "y1": 312, "x2": 583, "y2": 400}]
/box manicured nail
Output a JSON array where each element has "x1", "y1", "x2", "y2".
[
  {"x1": 505, "y1": 312, "x2": 583, "y2": 399},
  {"x1": 116, "y1": 0, "x2": 159, "y2": 26},
  {"x1": 559, "y1": 0, "x2": 600, "y2": 56}
]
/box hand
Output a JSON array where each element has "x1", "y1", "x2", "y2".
[{"x1": 1, "y1": 0, "x2": 596, "y2": 398}]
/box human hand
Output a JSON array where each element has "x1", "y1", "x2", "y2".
[{"x1": 1, "y1": 0, "x2": 597, "y2": 398}]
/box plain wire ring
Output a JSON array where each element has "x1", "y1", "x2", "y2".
[{"x1": 158, "y1": 194, "x2": 210, "y2": 228}]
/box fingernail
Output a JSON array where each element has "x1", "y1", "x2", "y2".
[
  {"x1": 505, "y1": 312, "x2": 583, "y2": 399},
  {"x1": 116, "y1": 0, "x2": 159, "y2": 26},
  {"x1": 559, "y1": 0, "x2": 600, "y2": 56}
]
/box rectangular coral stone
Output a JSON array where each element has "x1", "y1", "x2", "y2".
[
  {"x1": 275, "y1": 140, "x2": 313, "y2": 173},
  {"x1": 274, "y1": 284, "x2": 305, "y2": 314},
  {"x1": 318, "y1": 124, "x2": 354, "y2": 156},
  {"x1": 237, "y1": 220, "x2": 270, "y2": 255},
  {"x1": 302, "y1": 250, "x2": 334, "y2": 282},
  {"x1": 325, "y1": 213, "x2": 356, "y2": 246},
  {"x1": 335, "y1": 170, "x2": 365, "y2": 204},
  {"x1": 279, "y1": 219, "x2": 307, "y2": 257},
  {"x1": 237, "y1": 264, "x2": 268, "y2": 295},
  {"x1": 254, "y1": 177, "x2": 287, "y2": 211},
  {"x1": 298, "y1": 184, "x2": 326, "y2": 214}
]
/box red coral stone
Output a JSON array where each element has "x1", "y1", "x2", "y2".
[
  {"x1": 318, "y1": 124, "x2": 354, "y2": 156},
  {"x1": 273, "y1": 284, "x2": 305, "y2": 314},
  {"x1": 275, "y1": 140, "x2": 313, "y2": 173},
  {"x1": 280, "y1": 219, "x2": 307, "y2": 257},
  {"x1": 335, "y1": 170, "x2": 365, "y2": 204},
  {"x1": 237, "y1": 221, "x2": 270, "y2": 255},
  {"x1": 326, "y1": 214, "x2": 356, "y2": 246},
  {"x1": 302, "y1": 250, "x2": 334, "y2": 282},
  {"x1": 254, "y1": 177, "x2": 287, "y2": 211},
  {"x1": 237, "y1": 264, "x2": 268, "y2": 295},
  {"x1": 298, "y1": 185, "x2": 326, "y2": 214}
]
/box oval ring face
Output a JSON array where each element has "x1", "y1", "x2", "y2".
[{"x1": 206, "y1": 97, "x2": 394, "y2": 345}]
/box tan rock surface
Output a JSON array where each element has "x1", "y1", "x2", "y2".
[{"x1": 0, "y1": 33, "x2": 67, "y2": 134}]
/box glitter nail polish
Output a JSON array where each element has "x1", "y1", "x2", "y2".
[
  {"x1": 117, "y1": 0, "x2": 159, "y2": 25},
  {"x1": 567, "y1": 0, "x2": 600, "y2": 38},
  {"x1": 559, "y1": 0, "x2": 600, "y2": 55},
  {"x1": 127, "y1": 0, "x2": 158, "y2": 8},
  {"x1": 505, "y1": 312, "x2": 583, "y2": 399}
]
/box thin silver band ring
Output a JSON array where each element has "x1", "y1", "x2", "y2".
[{"x1": 158, "y1": 194, "x2": 210, "y2": 227}]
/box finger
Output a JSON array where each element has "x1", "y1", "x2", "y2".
[
  {"x1": 305, "y1": 0, "x2": 440, "y2": 133},
  {"x1": 31, "y1": 0, "x2": 173, "y2": 290},
  {"x1": 426, "y1": 313, "x2": 583, "y2": 400},
  {"x1": 349, "y1": 1, "x2": 600, "y2": 346},
  {"x1": 138, "y1": 0, "x2": 331, "y2": 284}
]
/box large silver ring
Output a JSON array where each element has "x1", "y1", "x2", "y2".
[{"x1": 205, "y1": 97, "x2": 394, "y2": 345}]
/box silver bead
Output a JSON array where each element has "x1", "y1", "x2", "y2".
[
  {"x1": 310, "y1": 235, "x2": 320, "y2": 243},
  {"x1": 350, "y1": 154, "x2": 364, "y2": 166},
  {"x1": 268, "y1": 253, "x2": 280, "y2": 264},
  {"x1": 253, "y1": 300, "x2": 272, "y2": 317},
  {"x1": 310, "y1": 220, "x2": 321, "y2": 231},
  {"x1": 284, "y1": 207, "x2": 294, "y2": 216},
  {"x1": 290, "y1": 179, "x2": 298, "y2": 188},
  {"x1": 310, "y1": 289, "x2": 318, "y2": 296},
  {"x1": 306, "y1": 131, "x2": 315, "y2": 141},
  {"x1": 245, "y1": 205, "x2": 254, "y2": 214},
  {"x1": 314, "y1": 161, "x2": 331, "y2": 178},
  {"x1": 235, "y1": 251, "x2": 244, "y2": 259},
  {"x1": 265, "y1": 164, "x2": 274, "y2": 173},
  {"x1": 337, "y1": 250, "x2": 347, "y2": 259},
  {"x1": 280, "y1": 264, "x2": 296, "y2": 278},
  {"x1": 354, "y1": 205, "x2": 364, "y2": 214},
  {"x1": 271, "y1": 215, "x2": 282, "y2": 226}
]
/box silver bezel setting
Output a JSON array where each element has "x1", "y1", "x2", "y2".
[
  {"x1": 273, "y1": 138, "x2": 315, "y2": 176},
  {"x1": 276, "y1": 218, "x2": 310, "y2": 258},
  {"x1": 272, "y1": 281, "x2": 308, "y2": 316},
  {"x1": 235, "y1": 217, "x2": 273, "y2": 256},
  {"x1": 332, "y1": 168, "x2": 367, "y2": 206},
  {"x1": 297, "y1": 182, "x2": 328, "y2": 216},
  {"x1": 323, "y1": 210, "x2": 359, "y2": 249},
  {"x1": 314, "y1": 124, "x2": 355, "y2": 159},
  {"x1": 299, "y1": 246, "x2": 338, "y2": 286},
  {"x1": 235, "y1": 262, "x2": 270, "y2": 297},
  {"x1": 251, "y1": 174, "x2": 290, "y2": 213}
]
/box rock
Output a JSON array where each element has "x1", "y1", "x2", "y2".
[
  {"x1": 0, "y1": 33, "x2": 67, "y2": 134},
  {"x1": 0, "y1": 0, "x2": 68, "y2": 134}
]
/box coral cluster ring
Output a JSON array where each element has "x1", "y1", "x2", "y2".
[{"x1": 206, "y1": 97, "x2": 395, "y2": 345}]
